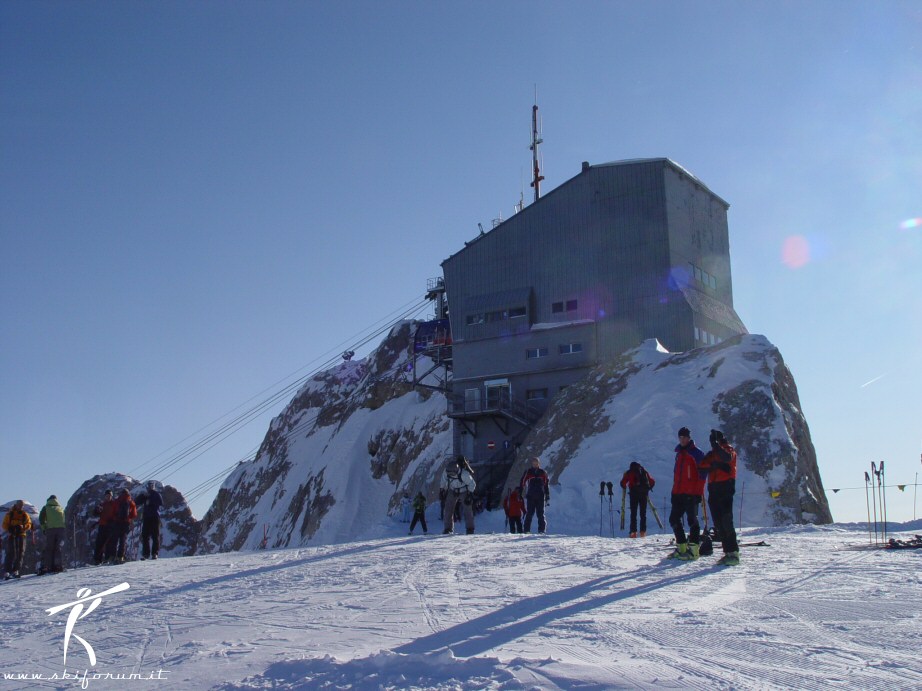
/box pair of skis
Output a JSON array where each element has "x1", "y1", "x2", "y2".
[
  {"x1": 620, "y1": 484, "x2": 663, "y2": 531},
  {"x1": 598, "y1": 481, "x2": 663, "y2": 537}
]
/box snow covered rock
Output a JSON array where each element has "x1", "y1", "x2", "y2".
[
  {"x1": 505, "y1": 334, "x2": 832, "y2": 528},
  {"x1": 64, "y1": 472, "x2": 199, "y2": 563},
  {"x1": 198, "y1": 322, "x2": 452, "y2": 552}
]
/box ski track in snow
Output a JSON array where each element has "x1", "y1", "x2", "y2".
[{"x1": 1, "y1": 524, "x2": 920, "y2": 690}]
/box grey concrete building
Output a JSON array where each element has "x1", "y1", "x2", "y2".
[{"x1": 417, "y1": 158, "x2": 747, "y2": 499}]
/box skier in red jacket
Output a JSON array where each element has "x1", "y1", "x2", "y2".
[
  {"x1": 502, "y1": 487, "x2": 526, "y2": 534},
  {"x1": 699, "y1": 429, "x2": 739, "y2": 565},
  {"x1": 620, "y1": 461, "x2": 655, "y2": 538},
  {"x1": 669, "y1": 427, "x2": 705, "y2": 560}
]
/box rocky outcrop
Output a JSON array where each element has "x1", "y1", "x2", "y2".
[
  {"x1": 506, "y1": 335, "x2": 831, "y2": 527},
  {"x1": 64, "y1": 473, "x2": 199, "y2": 564},
  {"x1": 198, "y1": 322, "x2": 452, "y2": 552}
]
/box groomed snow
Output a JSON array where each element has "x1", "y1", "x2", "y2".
[{"x1": 2, "y1": 519, "x2": 920, "y2": 690}]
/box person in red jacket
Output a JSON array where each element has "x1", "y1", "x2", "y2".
[
  {"x1": 669, "y1": 427, "x2": 705, "y2": 560},
  {"x1": 699, "y1": 429, "x2": 739, "y2": 565},
  {"x1": 111, "y1": 489, "x2": 138, "y2": 563},
  {"x1": 620, "y1": 461, "x2": 655, "y2": 538},
  {"x1": 93, "y1": 489, "x2": 117, "y2": 565},
  {"x1": 502, "y1": 487, "x2": 526, "y2": 534}
]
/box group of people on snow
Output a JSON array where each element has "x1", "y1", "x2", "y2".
[
  {"x1": 418, "y1": 425, "x2": 739, "y2": 565},
  {"x1": 1, "y1": 481, "x2": 165, "y2": 578}
]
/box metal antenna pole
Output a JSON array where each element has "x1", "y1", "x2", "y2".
[{"x1": 529, "y1": 95, "x2": 544, "y2": 204}]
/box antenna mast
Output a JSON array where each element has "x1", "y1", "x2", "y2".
[{"x1": 529, "y1": 94, "x2": 544, "y2": 204}]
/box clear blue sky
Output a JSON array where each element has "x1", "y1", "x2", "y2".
[{"x1": 2, "y1": 1, "x2": 920, "y2": 522}]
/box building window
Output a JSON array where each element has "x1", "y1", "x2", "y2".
[
  {"x1": 566, "y1": 299, "x2": 578, "y2": 311},
  {"x1": 526, "y1": 388, "x2": 548, "y2": 401},
  {"x1": 508, "y1": 306, "x2": 526, "y2": 318},
  {"x1": 689, "y1": 262, "x2": 717, "y2": 291},
  {"x1": 559, "y1": 343, "x2": 583, "y2": 355},
  {"x1": 526, "y1": 347, "x2": 549, "y2": 359},
  {"x1": 466, "y1": 313, "x2": 484, "y2": 326},
  {"x1": 552, "y1": 301, "x2": 564, "y2": 313}
]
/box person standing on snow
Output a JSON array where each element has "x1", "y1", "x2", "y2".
[
  {"x1": 440, "y1": 456, "x2": 476, "y2": 534},
  {"x1": 668, "y1": 427, "x2": 705, "y2": 560},
  {"x1": 503, "y1": 486, "x2": 526, "y2": 534},
  {"x1": 39, "y1": 495, "x2": 66, "y2": 573},
  {"x1": 92, "y1": 489, "x2": 117, "y2": 565},
  {"x1": 136, "y1": 481, "x2": 164, "y2": 560},
  {"x1": 3, "y1": 500, "x2": 32, "y2": 578},
  {"x1": 620, "y1": 462, "x2": 655, "y2": 538},
  {"x1": 111, "y1": 488, "x2": 137, "y2": 563},
  {"x1": 400, "y1": 493, "x2": 411, "y2": 523},
  {"x1": 520, "y1": 457, "x2": 550, "y2": 534},
  {"x1": 408, "y1": 492, "x2": 428, "y2": 535},
  {"x1": 699, "y1": 429, "x2": 740, "y2": 565}
]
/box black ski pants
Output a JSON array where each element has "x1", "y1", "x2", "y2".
[
  {"x1": 523, "y1": 495, "x2": 546, "y2": 533},
  {"x1": 629, "y1": 491, "x2": 649, "y2": 533},
  {"x1": 508, "y1": 515, "x2": 523, "y2": 533},
  {"x1": 141, "y1": 517, "x2": 161, "y2": 558},
  {"x1": 4, "y1": 534, "x2": 25, "y2": 574},
  {"x1": 707, "y1": 480, "x2": 738, "y2": 553},
  {"x1": 42, "y1": 527, "x2": 65, "y2": 572},
  {"x1": 409, "y1": 510, "x2": 428, "y2": 534},
  {"x1": 669, "y1": 493, "x2": 701, "y2": 545}
]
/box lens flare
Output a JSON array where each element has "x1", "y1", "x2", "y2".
[
  {"x1": 899, "y1": 218, "x2": 921, "y2": 230},
  {"x1": 781, "y1": 235, "x2": 810, "y2": 269}
]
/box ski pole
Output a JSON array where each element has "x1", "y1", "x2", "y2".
[
  {"x1": 647, "y1": 493, "x2": 663, "y2": 529},
  {"x1": 607, "y1": 482, "x2": 615, "y2": 537},
  {"x1": 864, "y1": 471, "x2": 873, "y2": 545},
  {"x1": 599, "y1": 481, "x2": 605, "y2": 537},
  {"x1": 738, "y1": 481, "x2": 745, "y2": 538},
  {"x1": 880, "y1": 461, "x2": 887, "y2": 542},
  {"x1": 870, "y1": 462, "x2": 879, "y2": 544}
]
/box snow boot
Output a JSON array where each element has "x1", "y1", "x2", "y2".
[
  {"x1": 717, "y1": 551, "x2": 740, "y2": 566},
  {"x1": 629, "y1": 532, "x2": 637, "y2": 538},
  {"x1": 639, "y1": 531, "x2": 646, "y2": 538},
  {"x1": 669, "y1": 543, "x2": 688, "y2": 559},
  {"x1": 677, "y1": 543, "x2": 698, "y2": 561}
]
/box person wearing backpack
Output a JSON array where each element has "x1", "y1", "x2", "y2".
[
  {"x1": 440, "y1": 456, "x2": 476, "y2": 534},
  {"x1": 620, "y1": 461, "x2": 655, "y2": 538},
  {"x1": 408, "y1": 492, "x2": 428, "y2": 535},
  {"x1": 520, "y1": 457, "x2": 550, "y2": 534},
  {"x1": 111, "y1": 488, "x2": 138, "y2": 563},
  {"x1": 39, "y1": 495, "x2": 66, "y2": 573},
  {"x1": 502, "y1": 487, "x2": 526, "y2": 534},
  {"x1": 2, "y1": 500, "x2": 32, "y2": 579}
]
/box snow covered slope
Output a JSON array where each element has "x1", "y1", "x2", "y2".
[{"x1": 2, "y1": 522, "x2": 920, "y2": 689}]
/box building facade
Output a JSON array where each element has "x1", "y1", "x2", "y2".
[{"x1": 427, "y1": 158, "x2": 747, "y2": 497}]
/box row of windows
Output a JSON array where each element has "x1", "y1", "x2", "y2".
[
  {"x1": 526, "y1": 342, "x2": 583, "y2": 359},
  {"x1": 690, "y1": 263, "x2": 717, "y2": 290},
  {"x1": 552, "y1": 299, "x2": 578, "y2": 314},
  {"x1": 695, "y1": 327, "x2": 721, "y2": 346},
  {"x1": 527, "y1": 385, "x2": 568, "y2": 401},
  {"x1": 466, "y1": 305, "x2": 527, "y2": 326}
]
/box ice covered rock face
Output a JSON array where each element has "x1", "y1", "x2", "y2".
[
  {"x1": 64, "y1": 473, "x2": 199, "y2": 564},
  {"x1": 506, "y1": 334, "x2": 832, "y2": 528},
  {"x1": 198, "y1": 322, "x2": 452, "y2": 553}
]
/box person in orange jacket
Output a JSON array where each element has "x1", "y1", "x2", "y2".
[
  {"x1": 92, "y1": 489, "x2": 118, "y2": 565},
  {"x1": 502, "y1": 487, "x2": 526, "y2": 534},
  {"x1": 111, "y1": 488, "x2": 138, "y2": 563},
  {"x1": 620, "y1": 462, "x2": 655, "y2": 538},
  {"x1": 700, "y1": 429, "x2": 739, "y2": 565},
  {"x1": 3, "y1": 500, "x2": 32, "y2": 578}
]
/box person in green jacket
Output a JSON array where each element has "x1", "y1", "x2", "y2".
[{"x1": 39, "y1": 495, "x2": 66, "y2": 573}]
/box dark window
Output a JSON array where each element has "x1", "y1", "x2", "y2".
[
  {"x1": 552, "y1": 302, "x2": 564, "y2": 313},
  {"x1": 508, "y1": 306, "x2": 526, "y2": 318},
  {"x1": 566, "y1": 299, "x2": 578, "y2": 311},
  {"x1": 559, "y1": 343, "x2": 583, "y2": 355},
  {"x1": 526, "y1": 347, "x2": 549, "y2": 359},
  {"x1": 526, "y1": 388, "x2": 548, "y2": 401}
]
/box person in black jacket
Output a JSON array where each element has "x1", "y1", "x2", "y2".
[
  {"x1": 135, "y1": 481, "x2": 164, "y2": 560},
  {"x1": 520, "y1": 457, "x2": 550, "y2": 534}
]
